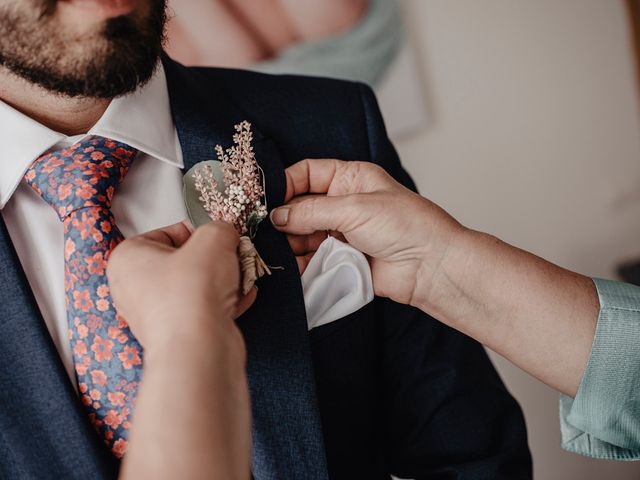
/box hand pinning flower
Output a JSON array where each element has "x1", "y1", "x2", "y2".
[{"x1": 183, "y1": 121, "x2": 272, "y2": 294}]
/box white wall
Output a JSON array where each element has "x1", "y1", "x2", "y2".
[{"x1": 393, "y1": 1, "x2": 640, "y2": 479}]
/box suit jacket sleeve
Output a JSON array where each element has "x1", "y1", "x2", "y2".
[{"x1": 357, "y1": 83, "x2": 533, "y2": 479}]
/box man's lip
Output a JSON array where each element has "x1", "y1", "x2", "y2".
[{"x1": 60, "y1": 0, "x2": 140, "y2": 17}]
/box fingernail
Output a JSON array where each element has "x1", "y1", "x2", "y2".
[{"x1": 270, "y1": 207, "x2": 289, "y2": 226}]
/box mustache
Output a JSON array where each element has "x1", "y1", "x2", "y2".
[
  {"x1": 34, "y1": 0, "x2": 56, "y2": 19},
  {"x1": 29, "y1": 0, "x2": 167, "y2": 42},
  {"x1": 32, "y1": 0, "x2": 167, "y2": 21}
]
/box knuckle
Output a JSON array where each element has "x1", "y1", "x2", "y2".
[
  {"x1": 335, "y1": 161, "x2": 389, "y2": 194},
  {"x1": 298, "y1": 196, "x2": 320, "y2": 220},
  {"x1": 197, "y1": 221, "x2": 221, "y2": 237},
  {"x1": 334, "y1": 161, "x2": 360, "y2": 193},
  {"x1": 368, "y1": 162, "x2": 387, "y2": 177},
  {"x1": 190, "y1": 226, "x2": 215, "y2": 248},
  {"x1": 108, "y1": 239, "x2": 128, "y2": 265},
  {"x1": 106, "y1": 242, "x2": 128, "y2": 279},
  {"x1": 196, "y1": 221, "x2": 239, "y2": 249},
  {"x1": 288, "y1": 199, "x2": 320, "y2": 232}
]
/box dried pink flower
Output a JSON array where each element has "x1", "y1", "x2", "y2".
[{"x1": 193, "y1": 121, "x2": 268, "y2": 236}]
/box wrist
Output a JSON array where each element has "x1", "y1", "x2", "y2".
[
  {"x1": 411, "y1": 221, "x2": 472, "y2": 316},
  {"x1": 142, "y1": 289, "x2": 235, "y2": 339},
  {"x1": 143, "y1": 308, "x2": 238, "y2": 361},
  {"x1": 414, "y1": 227, "x2": 513, "y2": 337},
  {"x1": 144, "y1": 324, "x2": 243, "y2": 374}
]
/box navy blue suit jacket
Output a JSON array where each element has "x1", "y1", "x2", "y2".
[{"x1": 0, "y1": 57, "x2": 532, "y2": 480}]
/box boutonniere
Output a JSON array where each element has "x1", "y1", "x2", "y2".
[{"x1": 184, "y1": 120, "x2": 271, "y2": 294}]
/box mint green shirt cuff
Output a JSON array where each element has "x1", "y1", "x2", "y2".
[{"x1": 560, "y1": 278, "x2": 640, "y2": 460}]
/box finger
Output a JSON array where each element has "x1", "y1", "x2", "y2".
[
  {"x1": 295, "y1": 253, "x2": 315, "y2": 275},
  {"x1": 328, "y1": 230, "x2": 347, "y2": 243},
  {"x1": 183, "y1": 219, "x2": 195, "y2": 233},
  {"x1": 136, "y1": 221, "x2": 193, "y2": 248},
  {"x1": 285, "y1": 158, "x2": 358, "y2": 202},
  {"x1": 287, "y1": 231, "x2": 326, "y2": 255},
  {"x1": 285, "y1": 159, "x2": 401, "y2": 203},
  {"x1": 234, "y1": 287, "x2": 258, "y2": 319},
  {"x1": 188, "y1": 221, "x2": 240, "y2": 254},
  {"x1": 108, "y1": 235, "x2": 170, "y2": 283},
  {"x1": 271, "y1": 194, "x2": 360, "y2": 235}
]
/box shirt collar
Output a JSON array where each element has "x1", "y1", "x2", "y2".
[{"x1": 0, "y1": 62, "x2": 183, "y2": 209}]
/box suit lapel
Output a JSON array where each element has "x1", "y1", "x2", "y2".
[
  {"x1": 163, "y1": 57, "x2": 329, "y2": 480},
  {"x1": 0, "y1": 216, "x2": 117, "y2": 479}
]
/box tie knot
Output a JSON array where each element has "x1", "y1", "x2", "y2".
[{"x1": 24, "y1": 136, "x2": 138, "y2": 220}]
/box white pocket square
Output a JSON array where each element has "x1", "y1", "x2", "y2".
[{"x1": 301, "y1": 236, "x2": 374, "y2": 330}]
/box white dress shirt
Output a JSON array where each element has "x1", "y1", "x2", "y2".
[
  {"x1": 0, "y1": 64, "x2": 188, "y2": 385},
  {"x1": 0, "y1": 63, "x2": 373, "y2": 388}
]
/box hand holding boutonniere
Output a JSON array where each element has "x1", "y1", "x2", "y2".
[{"x1": 184, "y1": 121, "x2": 271, "y2": 295}]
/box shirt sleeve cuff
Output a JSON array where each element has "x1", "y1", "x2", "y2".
[{"x1": 559, "y1": 278, "x2": 640, "y2": 459}]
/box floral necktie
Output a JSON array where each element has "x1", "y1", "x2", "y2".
[{"x1": 25, "y1": 136, "x2": 141, "y2": 458}]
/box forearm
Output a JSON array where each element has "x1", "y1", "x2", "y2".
[
  {"x1": 120, "y1": 320, "x2": 251, "y2": 480},
  {"x1": 416, "y1": 228, "x2": 599, "y2": 397}
]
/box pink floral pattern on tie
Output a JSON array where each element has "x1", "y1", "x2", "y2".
[{"x1": 25, "y1": 136, "x2": 141, "y2": 458}]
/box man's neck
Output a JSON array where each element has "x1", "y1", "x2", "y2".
[{"x1": 0, "y1": 67, "x2": 110, "y2": 136}]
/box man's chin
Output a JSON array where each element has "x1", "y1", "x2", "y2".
[{"x1": 0, "y1": 0, "x2": 165, "y2": 99}]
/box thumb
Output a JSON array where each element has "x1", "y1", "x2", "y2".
[{"x1": 270, "y1": 195, "x2": 354, "y2": 235}]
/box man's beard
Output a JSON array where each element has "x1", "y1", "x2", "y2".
[{"x1": 0, "y1": 0, "x2": 166, "y2": 99}]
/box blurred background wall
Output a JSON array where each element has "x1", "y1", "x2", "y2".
[{"x1": 390, "y1": 1, "x2": 640, "y2": 478}]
